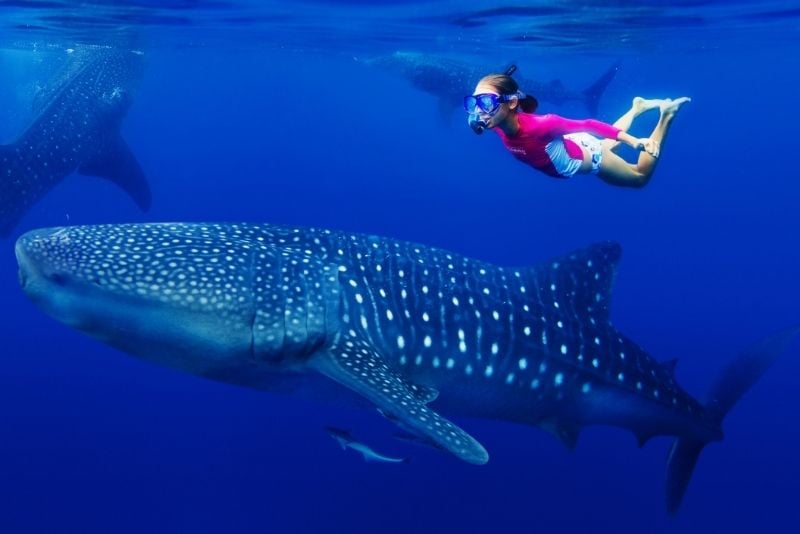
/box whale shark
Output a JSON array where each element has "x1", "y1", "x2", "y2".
[
  {"x1": 363, "y1": 51, "x2": 619, "y2": 117},
  {"x1": 15, "y1": 222, "x2": 798, "y2": 513},
  {"x1": 0, "y1": 45, "x2": 151, "y2": 237}
]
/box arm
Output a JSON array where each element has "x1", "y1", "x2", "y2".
[
  {"x1": 540, "y1": 114, "x2": 621, "y2": 139},
  {"x1": 617, "y1": 131, "x2": 659, "y2": 156},
  {"x1": 541, "y1": 114, "x2": 654, "y2": 154},
  {"x1": 616, "y1": 131, "x2": 647, "y2": 150}
]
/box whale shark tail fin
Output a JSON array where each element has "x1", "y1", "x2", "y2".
[
  {"x1": 0, "y1": 134, "x2": 150, "y2": 237},
  {"x1": 78, "y1": 133, "x2": 151, "y2": 212},
  {"x1": 582, "y1": 61, "x2": 621, "y2": 116},
  {"x1": 665, "y1": 324, "x2": 800, "y2": 515}
]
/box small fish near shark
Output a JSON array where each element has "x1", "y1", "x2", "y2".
[
  {"x1": 14, "y1": 222, "x2": 798, "y2": 514},
  {"x1": 362, "y1": 51, "x2": 619, "y2": 117},
  {"x1": 326, "y1": 426, "x2": 410, "y2": 464},
  {"x1": 0, "y1": 44, "x2": 151, "y2": 237}
]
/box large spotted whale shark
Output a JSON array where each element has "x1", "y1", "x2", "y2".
[
  {"x1": 14, "y1": 222, "x2": 797, "y2": 513},
  {"x1": 0, "y1": 45, "x2": 151, "y2": 236}
]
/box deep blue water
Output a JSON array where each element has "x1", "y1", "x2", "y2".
[{"x1": 1, "y1": 1, "x2": 799, "y2": 533}]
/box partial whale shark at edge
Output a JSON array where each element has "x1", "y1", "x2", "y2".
[
  {"x1": 0, "y1": 44, "x2": 151, "y2": 237},
  {"x1": 14, "y1": 222, "x2": 799, "y2": 514}
]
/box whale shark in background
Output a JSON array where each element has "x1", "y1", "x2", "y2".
[
  {"x1": 0, "y1": 44, "x2": 151, "y2": 237},
  {"x1": 15, "y1": 222, "x2": 798, "y2": 514},
  {"x1": 363, "y1": 51, "x2": 619, "y2": 117}
]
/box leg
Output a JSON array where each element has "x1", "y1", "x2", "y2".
[
  {"x1": 602, "y1": 97, "x2": 663, "y2": 152},
  {"x1": 596, "y1": 148, "x2": 649, "y2": 188},
  {"x1": 598, "y1": 97, "x2": 691, "y2": 188}
]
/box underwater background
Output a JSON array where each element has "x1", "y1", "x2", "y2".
[{"x1": 0, "y1": 1, "x2": 798, "y2": 532}]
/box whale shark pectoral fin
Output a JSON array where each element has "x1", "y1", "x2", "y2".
[
  {"x1": 311, "y1": 340, "x2": 488, "y2": 465},
  {"x1": 380, "y1": 381, "x2": 439, "y2": 406},
  {"x1": 392, "y1": 429, "x2": 447, "y2": 452},
  {"x1": 78, "y1": 134, "x2": 151, "y2": 212},
  {"x1": 405, "y1": 382, "x2": 439, "y2": 404}
]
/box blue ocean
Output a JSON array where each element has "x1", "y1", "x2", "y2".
[{"x1": 1, "y1": 1, "x2": 798, "y2": 532}]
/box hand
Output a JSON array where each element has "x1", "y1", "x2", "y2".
[{"x1": 635, "y1": 137, "x2": 660, "y2": 158}]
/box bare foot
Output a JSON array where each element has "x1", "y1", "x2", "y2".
[
  {"x1": 633, "y1": 96, "x2": 667, "y2": 115},
  {"x1": 660, "y1": 97, "x2": 691, "y2": 117}
]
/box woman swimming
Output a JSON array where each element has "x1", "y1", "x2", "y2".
[{"x1": 465, "y1": 67, "x2": 690, "y2": 188}]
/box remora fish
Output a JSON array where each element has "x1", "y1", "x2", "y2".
[
  {"x1": 0, "y1": 45, "x2": 151, "y2": 236},
  {"x1": 15, "y1": 222, "x2": 798, "y2": 513},
  {"x1": 326, "y1": 427, "x2": 410, "y2": 464}
]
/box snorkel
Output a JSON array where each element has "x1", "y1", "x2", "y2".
[
  {"x1": 468, "y1": 114, "x2": 487, "y2": 135},
  {"x1": 467, "y1": 64, "x2": 519, "y2": 135}
]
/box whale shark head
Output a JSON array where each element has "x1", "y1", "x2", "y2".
[{"x1": 15, "y1": 224, "x2": 275, "y2": 377}]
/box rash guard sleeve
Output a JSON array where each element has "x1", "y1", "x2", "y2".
[{"x1": 539, "y1": 114, "x2": 621, "y2": 140}]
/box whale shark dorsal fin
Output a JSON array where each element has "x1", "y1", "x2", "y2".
[
  {"x1": 528, "y1": 241, "x2": 621, "y2": 322},
  {"x1": 78, "y1": 133, "x2": 152, "y2": 212},
  {"x1": 311, "y1": 336, "x2": 488, "y2": 465}
]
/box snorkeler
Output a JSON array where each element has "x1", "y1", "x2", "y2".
[{"x1": 465, "y1": 65, "x2": 690, "y2": 188}]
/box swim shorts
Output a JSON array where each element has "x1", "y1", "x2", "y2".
[{"x1": 564, "y1": 132, "x2": 603, "y2": 175}]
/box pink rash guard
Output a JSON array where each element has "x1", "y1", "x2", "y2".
[{"x1": 494, "y1": 113, "x2": 621, "y2": 178}]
